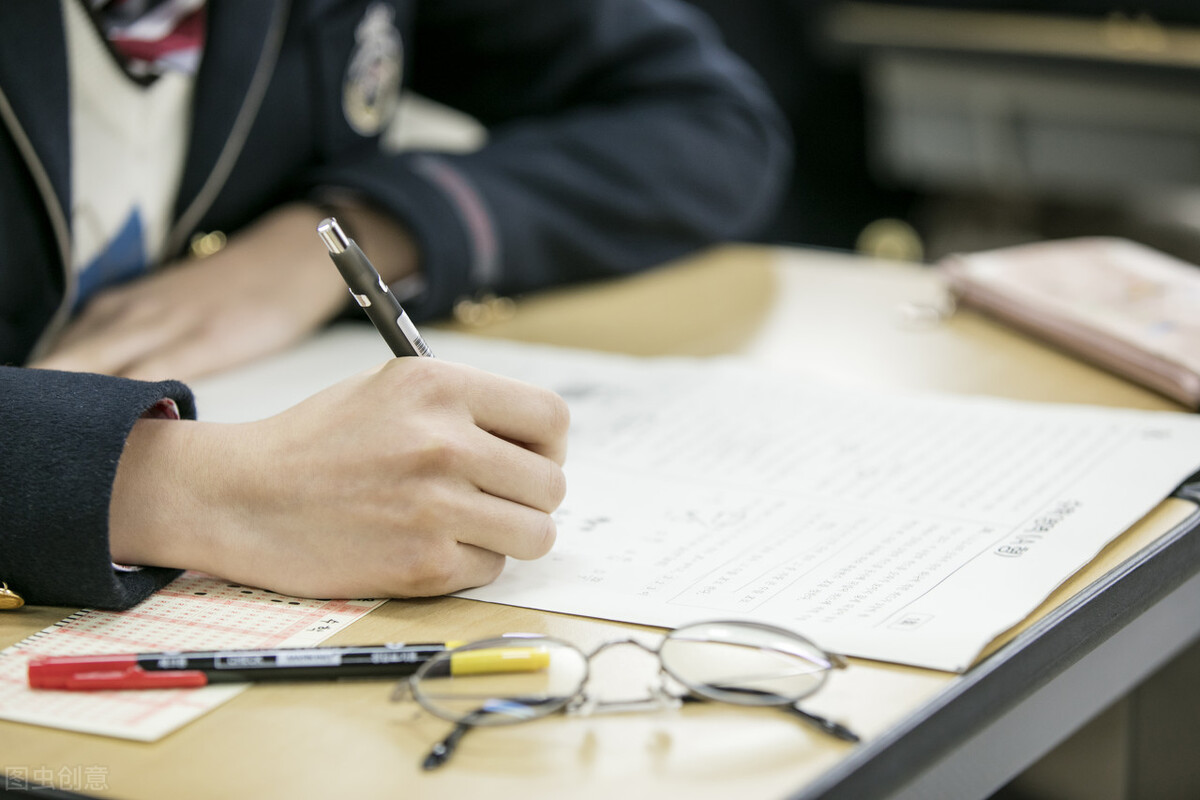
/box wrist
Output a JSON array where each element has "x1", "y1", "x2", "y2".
[{"x1": 108, "y1": 418, "x2": 250, "y2": 576}]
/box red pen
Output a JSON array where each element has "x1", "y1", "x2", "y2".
[{"x1": 27, "y1": 642, "x2": 464, "y2": 690}]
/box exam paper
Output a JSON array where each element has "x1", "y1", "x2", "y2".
[{"x1": 196, "y1": 327, "x2": 1200, "y2": 673}]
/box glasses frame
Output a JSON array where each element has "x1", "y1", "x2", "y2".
[{"x1": 392, "y1": 620, "x2": 857, "y2": 770}]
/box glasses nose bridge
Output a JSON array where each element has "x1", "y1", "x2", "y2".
[
  {"x1": 572, "y1": 636, "x2": 681, "y2": 716},
  {"x1": 582, "y1": 637, "x2": 668, "y2": 697},
  {"x1": 586, "y1": 636, "x2": 661, "y2": 663}
]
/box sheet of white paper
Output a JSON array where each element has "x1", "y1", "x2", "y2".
[{"x1": 194, "y1": 326, "x2": 1200, "y2": 672}]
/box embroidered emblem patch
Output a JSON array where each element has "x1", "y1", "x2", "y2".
[{"x1": 343, "y1": 3, "x2": 403, "y2": 137}]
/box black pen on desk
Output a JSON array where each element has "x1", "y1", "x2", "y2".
[
  {"x1": 317, "y1": 217, "x2": 434, "y2": 358},
  {"x1": 27, "y1": 642, "x2": 550, "y2": 691}
]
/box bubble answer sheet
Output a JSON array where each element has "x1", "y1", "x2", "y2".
[
  {"x1": 192, "y1": 326, "x2": 1200, "y2": 673},
  {"x1": 0, "y1": 574, "x2": 383, "y2": 740}
]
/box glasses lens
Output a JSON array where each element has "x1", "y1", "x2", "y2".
[
  {"x1": 660, "y1": 621, "x2": 836, "y2": 706},
  {"x1": 410, "y1": 637, "x2": 587, "y2": 727}
]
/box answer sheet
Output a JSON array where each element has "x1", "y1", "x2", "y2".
[{"x1": 196, "y1": 328, "x2": 1200, "y2": 673}]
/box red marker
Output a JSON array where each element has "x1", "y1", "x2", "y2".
[{"x1": 27, "y1": 642, "x2": 462, "y2": 690}]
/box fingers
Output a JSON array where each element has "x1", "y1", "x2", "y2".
[
  {"x1": 382, "y1": 395, "x2": 566, "y2": 556},
  {"x1": 461, "y1": 365, "x2": 572, "y2": 465},
  {"x1": 365, "y1": 481, "x2": 554, "y2": 599},
  {"x1": 114, "y1": 318, "x2": 282, "y2": 382},
  {"x1": 32, "y1": 284, "x2": 194, "y2": 378},
  {"x1": 35, "y1": 315, "x2": 194, "y2": 378},
  {"x1": 34, "y1": 286, "x2": 311, "y2": 382},
  {"x1": 32, "y1": 206, "x2": 349, "y2": 380},
  {"x1": 433, "y1": 544, "x2": 508, "y2": 594},
  {"x1": 443, "y1": 485, "x2": 560, "y2": 561},
  {"x1": 270, "y1": 479, "x2": 556, "y2": 599},
  {"x1": 480, "y1": 443, "x2": 567, "y2": 515},
  {"x1": 373, "y1": 357, "x2": 570, "y2": 466},
  {"x1": 371, "y1": 359, "x2": 568, "y2": 510},
  {"x1": 44, "y1": 294, "x2": 123, "y2": 352},
  {"x1": 370, "y1": 541, "x2": 509, "y2": 599},
  {"x1": 395, "y1": 421, "x2": 566, "y2": 515}
]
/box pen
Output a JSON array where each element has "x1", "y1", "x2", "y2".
[
  {"x1": 28, "y1": 642, "x2": 549, "y2": 691},
  {"x1": 317, "y1": 216, "x2": 434, "y2": 358}
]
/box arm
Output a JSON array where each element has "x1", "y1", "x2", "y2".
[
  {"x1": 112, "y1": 358, "x2": 568, "y2": 601},
  {"x1": 304, "y1": 0, "x2": 793, "y2": 320},
  {"x1": 30, "y1": 201, "x2": 416, "y2": 382},
  {"x1": 2, "y1": 359, "x2": 568, "y2": 609},
  {"x1": 32, "y1": 0, "x2": 788, "y2": 381},
  {"x1": 0, "y1": 366, "x2": 193, "y2": 609}
]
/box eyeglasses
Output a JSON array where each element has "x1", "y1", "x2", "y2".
[{"x1": 390, "y1": 620, "x2": 858, "y2": 770}]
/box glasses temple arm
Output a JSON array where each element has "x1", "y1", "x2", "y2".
[
  {"x1": 419, "y1": 696, "x2": 568, "y2": 771},
  {"x1": 681, "y1": 686, "x2": 861, "y2": 744},
  {"x1": 423, "y1": 721, "x2": 472, "y2": 771},
  {"x1": 783, "y1": 704, "x2": 861, "y2": 743}
]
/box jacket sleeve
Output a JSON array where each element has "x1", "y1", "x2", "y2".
[
  {"x1": 0, "y1": 366, "x2": 195, "y2": 609},
  {"x1": 303, "y1": 0, "x2": 792, "y2": 321}
]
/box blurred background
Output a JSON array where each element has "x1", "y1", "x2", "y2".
[
  {"x1": 681, "y1": 0, "x2": 1200, "y2": 266},
  {"x1": 396, "y1": 2, "x2": 1200, "y2": 267}
]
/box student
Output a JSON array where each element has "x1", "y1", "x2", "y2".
[{"x1": 0, "y1": 0, "x2": 789, "y2": 610}]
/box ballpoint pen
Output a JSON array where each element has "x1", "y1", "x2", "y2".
[
  {"x1": 317, "y1": 217, "x2": 434, "y2": 358},
  {"x1": 28, "y1": 642, "x2": 549, "y2": 690}
]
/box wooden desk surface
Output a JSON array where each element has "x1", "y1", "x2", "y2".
[{"x1": 1, "y1": 245, "x2": 1194, "y2": 799}]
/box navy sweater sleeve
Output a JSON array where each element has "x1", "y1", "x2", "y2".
[
  {"x1": 0, "y1": 366, "x2": 195, "y2": 609},
  {"x1": 302, "y1": 0, "x2": 792, "y2": 321}
]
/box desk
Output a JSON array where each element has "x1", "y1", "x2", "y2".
[{"x1": 2, "y1": 245, "x2": 1198, "y2": 799}]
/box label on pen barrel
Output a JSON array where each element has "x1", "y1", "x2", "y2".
[
  {"x1": 397, "y1": 313, "x2": 434, "y2": 357},
  {"x1": 272, "y1": 651, "x2": 344, "y2": 668},
  {"x1": 210, "y1": 651, "x2": 341, "y2": 669}
]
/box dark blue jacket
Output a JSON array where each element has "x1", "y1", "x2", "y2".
[{"x1": 0, "y1": 0, "x2": 789, "y2": 609}]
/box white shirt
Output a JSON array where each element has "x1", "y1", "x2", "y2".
[{"x1": 63, "y1": 0, "x2": 196, "y2": 308}]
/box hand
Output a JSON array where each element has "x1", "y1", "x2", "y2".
[
  {"x1": 31, "y1": 202, "x2": 414, "y2": 382},
  {"x1": 108, "y1": 358, "x2": 570, "y2": 598}
]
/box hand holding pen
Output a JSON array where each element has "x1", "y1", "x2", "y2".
[
  {"x1": 46, "y1": 212, "x2": 569, "y2": 609},
  {"x1": 160, "y1": 215, "x2": 567, "y2": 601}
]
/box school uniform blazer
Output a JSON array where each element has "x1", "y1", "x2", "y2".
[{"x1": 0, "y1": 0, "x2": 790, "y2": 609}]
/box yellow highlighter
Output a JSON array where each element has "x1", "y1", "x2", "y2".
[{"x1": 446, "y1": 646, "x2": 552, "y2": 676}]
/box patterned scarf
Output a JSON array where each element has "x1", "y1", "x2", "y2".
[{"x1": 88, "y1": 0, "x2": 206, "y2": 78}]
